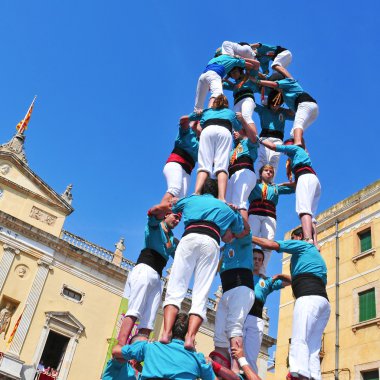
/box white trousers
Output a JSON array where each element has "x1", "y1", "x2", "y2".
[
  {"x1": 221, "y1": 41, "x2": 256, "y2": 59},
  {"x1": 256, "y1": 137, "x2": 283, "y2": 178},
  {"x1": 296, "y1": 173, "x2": 321, "y2": 217},
  {"x1": 163, "y1": 162, "x2": 190, "y2": 198},
  {"x1": 233, "y1": 97, "x2": 256, "y2": 125},
  {"x1": 163, "y1": 233, "x2": 220, "y2": 320},
  {"x1": 289, "y1": 296, "x2": 330, "y2": 380},
  {"x1": 291, "y1": 102, "x2": 319, "y2": 137},
  {"x1": 214, "y1": 286, "x2": 255, "y2": 348},
  {"x1": 271, "y1": 50, "x2": 292, "y2": 68},
  {"x1": 226, "y1": 169, "x2": 257, "y2": 210},
  {"x1": 123, "y1": 263, "x2": 161, "y2": 329},
  {"x1": 194, "y1": 71, "x2": 223, "y2": 112},
  {"x1": 198, "y1": 125, "x2": 232, "y2": 175},
  {"x1": 249, "y1": 214, "x2": 276, "y2": 276},
  {"x1": 243, "y1": 315, "x2": 264, "y2": 373}
]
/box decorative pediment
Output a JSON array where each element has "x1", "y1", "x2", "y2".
[
  {"x1": 0, "y1": 151, "x2": 73, "y2": 215},
  {"x1": 45, "y1": 311, "x2": 85, "y2": 336}
]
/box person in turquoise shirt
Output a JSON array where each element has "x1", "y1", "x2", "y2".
[
  {"x1": 161, "y1": 120, "x2": 201, "y2": 206},
  {"x1": 226, "y1": 129, "x2": 259, "y2": 222},
  {"x1": 194, "y1": 53, "x2": 260, "y2": 112},
  {"x1": 243, "y1": 248, "x2": 291, "y2": 372},
  {"x1": 252, "y1": 228, "x2": 330, "y2": 380},
  {"x1": 250, "y1": 75, "x2": 318, "y2": 146},
  {"x1": 181, "y1": 94, "x2": 257, "y2": 202},
  {"x1": 161, "y1": 179, "x2": 247, "y2": 351},
  {"x1": 112, "y1": 313, "x2": 216, "y2": 380},
  {"x1": 248, "y1": 164, "x2": 295, "y2": 275},
  {"x1": 102, "y1": 334, "x2": 147, "y2": 380},
  {"x1": 259, "y1": 138, "x2": 320, "y2": 244},
  {"x1": 250, "y1": 42, "x2": 292, "y2": 78},
  {"x1": 255, "y1": 103, "x2": 294, "y2": 176},
  {"x1": 117, "y1": 202, "x2": 181, "y2": 348},
  {"x1": 213, "y1": 231, "x2": 254, "y2": 374}
]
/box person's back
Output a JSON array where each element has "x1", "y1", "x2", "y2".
[{"x1": 124, "y1": 339, "x2": 213, "y2": 380}]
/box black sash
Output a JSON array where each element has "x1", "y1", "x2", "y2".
[
  {"x1": 203, "y1": 118, "x2": 232, "y2": 132},
  {"x1": 248, "y1": 299, "x2": 264, "y2": 318},
  {"x1": 136, "y1": 248, "x2": 167, "y2": 277},
  {"x1": 182, "y1": 220, "x2": 221, "y2": 244},
  {"x1": 221, "y1": 268, "x2": 254, "y2": 292},
  {"x1": 292, "y1": 273, "x2": 328, "y2": 300}
]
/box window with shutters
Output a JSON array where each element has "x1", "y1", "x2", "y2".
[
  {"x1": 362, "y1": 370, "x2": 379, "y2": 380},
  {"x1": 359, "y1": 288, "x2": 376, "y2": 322},
  {"x1": 60, "y1": 284, "x2": 85, "y2": 304},
  {"x1": 359, "y1": 228, "x2": 372, "y2": 252}
]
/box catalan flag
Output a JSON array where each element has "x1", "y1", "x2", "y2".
[
  {"x1": 7, "y1": 311, "x2": 23, "y2": 345},
  {"x1": 16, "y1": 96, "x2": 37, "y2": 134}
]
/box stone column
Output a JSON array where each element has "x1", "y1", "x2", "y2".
[
  {"x1": 0, "y1": 244, "x2": 20, "y2": 293},
  {"x1": 8, "y1": 260, "x2": 51, "y2": 357}
]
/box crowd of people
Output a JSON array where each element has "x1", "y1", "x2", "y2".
[{"x1": 103, "y1": 40, "x2": 329, "y2": 380}]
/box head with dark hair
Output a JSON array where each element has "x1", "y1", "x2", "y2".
[
  {"x1": 291, "y1": 227, "x2": 304, "y2": 240},
  {"x1": 201, "y1": 178, "x2": 218, "y2": 198},
  {"x1": 230, "y1": 66, "x2": 244, "y2": 80},
  {"x1": 172, "y1": 313, "x2": 189, "y2": 341},
  {"x1": 253, "y1": 248, "x2": 264, "y2": 272},
  {"x1": 212, "y1": 94, "x2": 229, "y2": 109},
  {"x1": 267, "y1": 89, "x2": 283, "y2": 111},
  {"x1": 238, "y1": 42, "x2": 250, "y2": 46},
  {"x1": 129, "y1": 333, "x2": 149, "y2": 344}
]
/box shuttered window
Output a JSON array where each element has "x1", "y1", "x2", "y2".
[
  {"x1": 359, "y1": 288, "x2": 376, "y2": 322},
  {"x1": 359, "y1": 229, "x2": 372, "y2": 252},
  {"x1": 362, "y1": 370, "x2": 379, "y2": 380}
]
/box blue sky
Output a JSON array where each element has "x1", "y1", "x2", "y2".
[{"x1": 1, "y1": 0, "x2": 379, "y2": 361}]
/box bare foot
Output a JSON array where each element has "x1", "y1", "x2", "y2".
[
  {"x1": 184, "y1": 335, "x2": 195, "y2": 351},
  {"x1": 159, "y1": 333, "x2": 172, "y2": 344}
]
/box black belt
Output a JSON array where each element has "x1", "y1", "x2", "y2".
[
  {"x1": 274, "y1": 46, "x2": 287, "y2": 58},
  {"x1": 248, "y1": 299, "x2": 264, "y2": 318},
  {"x1": 260, "y1": 128, "x2": 284, "y2": 140},
  {"x1": 248, "y1": 199, "x2": 277, "y2": 219},
  {"x1": 203, "y1": 118, "x2": 232, "y2": 132},
  {"x1": 170, "y1": 146, "x2": 195, "y2": 175},
  {"x1": 182, "y1": 220, "x2": 221, "y2": 244},
  {"x1": 292, "y1": 273, "x2": 328, "y2": 300},
  {"x1": 221, "y1": 268, "x2": 254, "y2": 292},
  {"x1": 228, "y1": 155, "x2": 254, "y2": 177},
  {"x1": 136, "y1": 248, "x2": 167, "y2": 277},
  {"x1": 293, "y1": 164, "x2": 317, "y2": 182},
  {"x1": 234, "y1": 89, "x2": 255, "y2": 105},
  {"x1": 295, "y1": 92, "x2": 317, "y2": 110}
]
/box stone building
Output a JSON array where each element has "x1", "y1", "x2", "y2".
[
  {"x1": 275, "y1": 180, "x2": 380, "y2": 379},
  {"x1": 0, "y1": 121, "x2": 276, "y2": 379}
]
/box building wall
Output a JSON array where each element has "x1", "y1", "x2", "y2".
[{"x1": 275, "y1": 181, "x2": 380, "y2": 379}]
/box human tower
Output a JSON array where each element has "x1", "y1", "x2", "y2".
[{"x1": 105, "y1": 41, "x2": 329, "y2": 380}]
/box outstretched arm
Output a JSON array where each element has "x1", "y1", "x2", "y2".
[
  {"x1": 252, "y1": 236, "x2": 280, "y2": 251},
  {"x1": 249, "y1": 77, "x2": 279, "y2": 89},
  {"x1": 244, "y1": 58, "x2": 260, "y2": 71},
  {"x1": 208, "y1": 359, "x2": 241, "y2": 380},
  {"x1": 259, "y1": 138, "x2": 277, "y2": 151},
  {"x1": 148, "y1": 201, "x2": 173, "y2": 220},
  {"x1": 272, "y1": 273, "x2": 292, "y2": 285},
  {"x1": 236, "y1": 112, "x2": 257, "y2": 143}
]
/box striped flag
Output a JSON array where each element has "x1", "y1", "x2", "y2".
[
  {"x1": 16, "y1": 96, "x2": 37, "y2": 134},
  {"x1": 7, "y1": 312, "x2": 23, "y2": 345}
]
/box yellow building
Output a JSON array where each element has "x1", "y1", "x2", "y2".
[
  {"x1": 0, "y1": 118, "x2": 276, "y2": 379},
  {"x1": 275, "y1": 180, "x2": 380, "y2": 380}
]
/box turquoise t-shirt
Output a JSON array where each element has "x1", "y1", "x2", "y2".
[
  {"x1": 189, "y1": 108, "x2": 242, "y2": 131},
  {"x1": 220, "y1": 233, "x2": 253, "y2": 272},
  {"x1": 276, "y1": 78, "x2": 304, "y2": 111},
  {"x1": 205, "y1": 55, "x2": 246, "y2": 76},
  {"x1": 277, "y1": 240, "x2": 327, "y2": 284},
  {"x1": 102, "y1": 359, "x2": 137, "y2": 380},
  {"x1": 145, "y1": 216, "x2": 177, "y2": 261},
  {"x1": 121, "y1": 340, "x2": 215, "y2": 380},
  {"x1": 174, "y1": 126, "x2": 199, "y2": 163},
  {"x1": 172, "y1": 194, "x2": 244, "y2": 236},
  {"x1": 255, "y1": 104, "x2": 294, "y2": 134},
  {"x1": 229, "y1": 137, "x2": 259, "y2": 163},
  {"x1": 253, "y1": 274, "x2": 283, "y2": 304},
  {"x1": 275, "y1": 144, "x2": 313, "y2": 171},
  {"x1": 248, "y1": 182, "x2": 294, "y2": 205}
]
